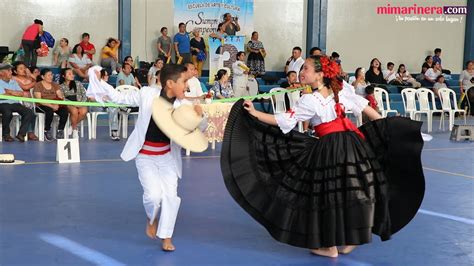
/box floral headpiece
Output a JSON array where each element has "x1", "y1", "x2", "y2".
[{"x1": 314, "y1": 56, "x2": 340, "y2": 79}]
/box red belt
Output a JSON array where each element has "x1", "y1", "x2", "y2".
[
  {"x1": 314, "y1": 117, "x2": 365, "y2": 140},
  {"x1": 139, "y1": 141, "x2": 171, "y2": 155}
]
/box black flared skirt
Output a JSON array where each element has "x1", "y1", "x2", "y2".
[{"x1": 221, "y1": 100, "x2": 425, "y2": 249}]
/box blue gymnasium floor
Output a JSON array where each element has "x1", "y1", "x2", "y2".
[{"x1": 1, "y1": 118, "x2": 473, "y2": 266}]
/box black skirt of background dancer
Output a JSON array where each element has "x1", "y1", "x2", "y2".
[{"x1": 221, "y1": 99, "x2": 425, "y2": 249}]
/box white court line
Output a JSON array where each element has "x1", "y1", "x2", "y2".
[
  {"x1": 418, "y1": 209, "x2": 474, "y2": 225},
  {"x1": 39, "y1": 233, "x2": 125, "y2": 266},
  {"x1": 423, "y1": 167, "x2": 474, "y2": 179},
  {"x1": 337, "y1": 257, "x2": 372, "y2": 266}
]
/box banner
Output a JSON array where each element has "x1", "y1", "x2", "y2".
[
  {"x1": 174, "y1": 0, "x2": 254, "y2": 37},
  {"x1": 208, "y1": 35, "x2": 245, "y2": 83}
]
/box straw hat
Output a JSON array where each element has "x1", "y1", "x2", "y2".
[{"x1": 152, "y1": 96, "x2": 208, "y2": 152}]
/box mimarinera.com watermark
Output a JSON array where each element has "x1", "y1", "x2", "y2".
[{"x1": 377, "y1": 3, "x2": 467, "y2": 23}]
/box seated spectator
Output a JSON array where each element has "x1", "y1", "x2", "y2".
[
  {"x1": 422, "y1": 61, "x2": 442, "y2": 88},
  {"x1": 280, "y1": 71, "x2": 302, "y2": 89},
  {"x1": 59, "y1": 68, "x2": 88, "y2": 138},
  {"x1": 433, "y1": 48, "x2": 451, "y2": 75},
  {"x1": 150, "y1": 70, "x2": 161, "y2": 89},
  {"x1": 383, "y1": 62, "x2": 397, "y2": 84},
  {"x1": 222, "y1": 13, "x2": 240, "y2": 35},
  {"x1": 0, "y1": 63, "x2": 36, "y2": 142},
  {"x1": 184, "y1": 63, "x2": 204, "y2": 102},
  {"x1": 53, "y1": 38, "x2": 71, "y2": 68},
  {"x1": 122, "y1": 56, "x2": 141, "y2": 87},
  {"x1": 232, "y1": 52, "x2": 250, "y2": 97},
  {"x1": 12, "y1": 61, "x2": 36, "y2": 98},
  {"x1": 365, "y1": 58, "x2": 386, "y2": 89},
  {"x1": 352, "y1": 67, "x2": 369, "y2": 96},
  {"x1": 285, "y1": 47, "x2": 305, "y2": 81},
  {"x1": 88, "y1": 69, "x2": 121, "y2": 141},
  {"x1": 363, "y1": 85, "x2": 379, "y2": 123},
  {"x1": 69, "y1": 44, "x2": 93, "y2": 80},
  {"x1": 116, "y1": 63, "x2": 138, "y2": 87},
  {"x1": 459, "y1": 60, "x2": 474, "y2": 94},
  {"x1": 330, "y1": 51, "x2": 347, "y2": 79},
  {"x1": 417, "y1": 55, "x2": 433, "y2": 82},
  {"x1": 147, "y1": 58, "x2": 164, "y2": 86},
  {"x1": 433, "y1": 75, "x2": 448, "y2": 97},
  {"x1": 309, "y1": 47, "x2": 322, "y2": 56},
  {"x1": 396, "y1": 64, "x2": 421, "y2": 89},
  {"x1": 100, "y1": 38, "x2": 121, "y2": 74},
  {"x1": 79, "y1": 33, "x2": 96, "y2": 61},
  {"x1": 33, "y1": 68, "x2": 68, "y2": 141},
  {"x1": 29, "y1": 66, "x2": 40, "y2": 82},
  {"x1": 210, "y1": 69, "x2": 233, "y2": 99}
]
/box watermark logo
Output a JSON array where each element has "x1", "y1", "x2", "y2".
[{"x1": 377, "y1": 3, "x2": 467, "y2": 23}]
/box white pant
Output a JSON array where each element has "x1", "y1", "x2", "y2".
[
  {"x1": 135, "y1": 153, "x2": 181, "y2": 239},
  {"x1": 233, "y1": 78, "x2": 249, "y2": 98}
]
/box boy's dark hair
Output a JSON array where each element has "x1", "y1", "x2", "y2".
[
  {"x1": 309, "y1": 47, "x2": 321, "y2": 54},
  {"x1": 387, "y1": 62, "x2": 394, "y2": 67},
  {"x1": 365, "y1": 85, "x2": 375, "y2": 95},
  {"x1": 293, "y1": 46, "x2": 302, "y2": 52},
  {"x1": 434, "y1": 48, "x2": 442, "y2": 54},
  {"x1": 331, "y1": 51, "x2": 339, "y2": 58},
  {"x1": 34, "y1": 19, "x2": 43, "y2": 25},
  {"x1": 435, "y1": 75, "x2": 444, "y2": 82},
  {"x1": 82, "y1": 32, "x2": 90, "y2": 39},
  {"x1": 236, "y1": 51, "x2": 245, "y2": 59},
  {"x1": 160, "y1": 64, "x2": 187, "y2": 88},
  {"x1": 286, "y1": 71, "x2": 297, "y2": 78},
  {"x1": 178, "y1": 22, "x2": 185, "y2": 28}
]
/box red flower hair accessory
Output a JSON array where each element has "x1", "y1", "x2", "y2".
[{"x1": 319, "y1": 56, "x2": 340, "y2": 79}]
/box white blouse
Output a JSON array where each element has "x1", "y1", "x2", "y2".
[{"x1": 275, "y1": 82, "x2": 369, "y2": 134}]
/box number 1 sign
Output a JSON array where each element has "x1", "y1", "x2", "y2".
[{"x1": 56, "y1": 139, "x2": 80, "y2": 163}]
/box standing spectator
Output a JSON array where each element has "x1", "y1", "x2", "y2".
[
  {"x1": 69, "y1": 44, "x2": 93, "y2": 80},
  {"x1": 53, "y1": 38, "x2": 71, "y2": 68},
  {"x1": 190, "y1": 29, "x2": 207, "y2": 77},
  {"x1": 232, "y1": 52, "x2": 250, "y2": 97},
  {"x1": 116, "y1": 63, "x2": 138, "y2": 87},
  {"x1": 459, "y1": 60, "x2": 474, "y2": 94},
  {"x1": 433, "y1": 48, "x2": 451, "y2": 74},
  {"x1": 309, "y1": 47, "x2": 322, "y2": 56},
  {"x1": 210, "y1": 69, "x2": 234, "y2": 99},
  {"x1": 59, "y1": 68, "x2": 88, "y2": 138},
  {"x1": 285, "y1": 47, "x2": 305, "y2": 81},
  {"x1": 122, "y1": 56, "x2": 141, "y2": 87},
  {"x1": 174, "y1": 23, "x2": 191, "y2": 64},
  {"x1": 79, "y1": 33, "x2": 96, "y2": 61},
  {"x1": 382, "y1": 62, "x2": 397, "y2": 84},
  {"x1": 365, "y1": 58, "x2": 386, "y2": 88},
  {"x1": 396, "y1": 64, "x2": 421, "y2": 89},
  {"x1": 246, "y1": 32, "x2": 265, "y2": 77},
  {"x1": 222, "y1": 13, "x2": 240, "y2": 36},
  {"x1": 100, "y1": 38, "x2": 121, "y2": 74},
  {"x1": 33, "y1": 68, "x2": 68, "y2": 141},
  {"x1": 422, "y1": 61, "x2": 442, "y2": 88},
  {"x1": 352, "y1": 67, "x2": 370, "y2": 96},
  {"x1": 21, "y1": 19, "x2": 43, "y2": 67},
  {"x1": 0, "y1": 64, "x2": 36, "y2": 142},
  {"x1": 147, "y1": 58, "x2": 164, "y2": 86},
  {"x1": 157, "y1": 27, "x2": 173, "y2": 63}
]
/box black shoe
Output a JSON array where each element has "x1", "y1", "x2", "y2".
[
  {"x1": 44, "y1": 131, "x2": 55, "y2": 142},
  {"x1": 56, "y1": 130, "x2": 64, "y2": 139},
  {"x1": 3, "y1": 135, "x2": 14, "y2": 142},
  {"x1": 111, "y1": 130, "x2": 120, "y2": 141},
  {"x1": 15, "y1": 134, "x2": 26, "y2": 142}
]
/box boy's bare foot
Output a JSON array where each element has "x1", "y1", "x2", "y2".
[
  {"x1": 145, "y1": 218, "x2": 158, "y2": 239},
  {"x1": 311, "y1": 246, "x2": 338, "y2": 258},
  {"x1": 338, "y1": 245, "x2": 357, "y2": 254},
  {"x1": 162, "y1": 238, "x2": 175, "y2": 252}
]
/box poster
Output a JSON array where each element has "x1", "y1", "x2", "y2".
[{"x1": 208, "y1": 35, "x2": 245, "y2": 83}]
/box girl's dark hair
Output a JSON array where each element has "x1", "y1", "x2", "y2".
[
  {"x1": 369, "y1": 58, "x2": 382, "y2": 72},
  {"x1": 123, "y1": 56, "x2": 133, "y2": 64},
  {"x1": 355, "y1": 67, "x2": 363, "y2": 78},
  {"x1": 251, "y1": 31, "x2": 258, "y2": 37},
  {"x1": 435, "y1": 75, "x2": 444, "y2": 82},
  {"x1": 62, "y1": 38, "x2": 69, "y2": 45},
  {"x1": 425, "y1": 55, "x2": 432, "y2": 62},
  {"x1": 106, "y1": 38, "x2": 116, "y2": 47},
  {"x1": 397, "y1": 64, "x2": 406, "y2": 74},
  {"x1": 12, "y1": 61, "x2": 27, "y2": 76},
  {"x1": 309, "y1": 55, "x2": 342, "y2": 103},
  {"x1": 215, "y1": 69, "x2": 227, "y2": 81},
  {"x1": 160, "y1": 27, "x2": 167, "y2": 33},
  {"x1": 465, "y1": 60, "x2": 473, "y2": 68},
  {"x1": 38, "y1": 68, "x2": 52, "y2": 82},
  {"x1": 217, "y1": 22, "x2": 225, "y2": 31},
  {"x1": 100, "y1": 69, "x2": 108, "y2": 79},
  {"x1": 60, "y1": 68, "x2": 77, "y2": 92},
  {"x1": 72, "y1": 44, "x2": 83, "y2": 56}
]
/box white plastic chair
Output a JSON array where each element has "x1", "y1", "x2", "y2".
[
  {"x1": 438, "y1": 88, "x2": 467, "y2": 131},
  {"x1": 401, "y1": 88, "x2": 418, "y2": 119},
  {"x1": 269, "y1": 88, "x2": 287, "y2": 114},
  {"x1": 415, "y1": 88, "x2": 443, "y2": 132},
  {"x1": 90, "y1": 110, "x2": 114, "y2": 139},
  {"x1": 374, "y1": 87, "x2": 398, "y2": 117},
  {"x1": 116, "y1": 85, "x2": 140, "y2": 138},
  {"x1": 247, "y1": 77, "x2": 259, "y2": 96}
]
